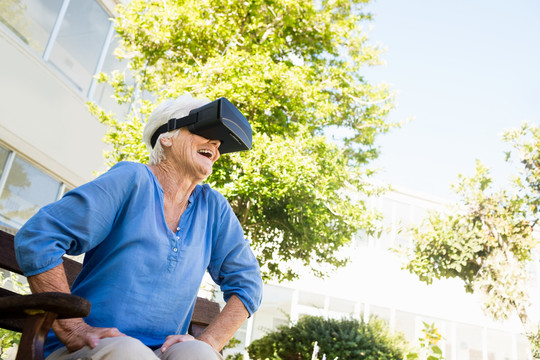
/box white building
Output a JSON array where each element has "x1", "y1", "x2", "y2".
[
  {"x1": 227, "y1": 189, "x2": 537, "y2": 359},
  {"x1": 0, "y1": 1, "x2": 535, "y2": 359},
  {"x1": 0, "y1": 0, "x2": 119, "y2": 230}
]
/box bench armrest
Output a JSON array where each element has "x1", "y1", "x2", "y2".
[
  {"x1": 0, "y1": 292, "x2": 90, "y2": 320},
  {"x1": 0, "y1": 292, "x2": 91, "y2": 360}
]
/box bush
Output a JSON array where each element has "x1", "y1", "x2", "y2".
[
  {"x1": 247, "y1": 315, "x2": 408, "y2": 360},
  {"x1": 0, "y1": 329, "x2": 20, "y2": 359}
]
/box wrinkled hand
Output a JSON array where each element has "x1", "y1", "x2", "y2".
[
  {"x1": 54, "y1": 318, "x2": 126, "y2": 352},
  {"x1": 160, "y1": 334, "x2": 196, "y2": 353}
]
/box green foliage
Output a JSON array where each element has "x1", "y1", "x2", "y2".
[
  {"x1": 246, "y1": 315, "x2": 408, "y2": 360},
  {"x1": 214, "y1": 131, "x2": 380, "y2": 279},
  {"x1": 406, "y1": 123, "x2": 540, "y2": 350},
  {"x1": 90, "y1": 0, "x2": 397, "y2": 281},
  {"x1": 224, "y1": 337, "x2": 243, "y2": 360},
  {"x1": 503, "y1": 123, "x2": 540, "y2": 214},
  {"x1": 311, "y1": 341, "x2": 338, "y2": 360},
  {"x1": 0, "y1": 329, "x2": 20, "y2": 359},
  {"x1": 405, "y1": 322, "x2": 444, "y2": 360},
  {"x1": 525, "y1": 323, "x2": 540, "y2": 360},
  {"x1": 225, "y1": 352, "x2": 244, "y2": 360},
  {"x1": 407, "y1": 161, "x2": 535, "y2": 291},
  {"x1": 0, "y1": 271, "x2": 28, "y2": 358}
]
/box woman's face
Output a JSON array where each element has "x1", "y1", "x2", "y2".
[{"x1": 165, "y1": 128, "x2": 221, "y2": 180}]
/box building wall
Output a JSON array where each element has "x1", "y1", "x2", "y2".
[
  {"x1": 0, "y1": 31, "x2": 108, "y2": 187},
  {"x1": 0, "y1": 0, "x2": 122, "y2": 229}
]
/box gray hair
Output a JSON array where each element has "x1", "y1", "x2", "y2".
[{"x1": 143, "y1": 94, "x2": 210, "y2": 165}]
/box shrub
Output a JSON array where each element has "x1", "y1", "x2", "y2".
[{"x1": 247, "y1": 315, "x2": 408, "y2": 360}]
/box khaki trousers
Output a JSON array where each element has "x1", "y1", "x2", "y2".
[{"x1": 46, "y1": 337, "x2": 224, "y2": 360}]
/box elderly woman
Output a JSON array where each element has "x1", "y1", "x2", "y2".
[{"x1": 14, "y1": 94, "x2": 263, "y2": 360}]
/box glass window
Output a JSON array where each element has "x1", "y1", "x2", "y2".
[
  {"x1": 516, "y1": 334, "x2": 532, "y2": 360},
  {"x1": 0, "y1": 0, "x2": 63, "y2": 54},
  {"x1": 328, "y1": 297, "x2": 355, "y2": 315},
  {"x1": 272, "y1": 318, "x2": 287, "y2": 328},
  {"x1": 0, "y1": 156, "x2": 61, "y2": 228},
  {"x1": 455, "y1": 323, "x2": 483, "y2": 360},
  {"x1": 0, "y1": 147, "x2": 9, "y2": 176},
  {"x1": 92, "y1": 35, "x2": 131, "y2": 118},
  {"x1": 486, "y1": 329, "x2": 513, "y2": 360},
  {"x1": 370, "y1": 305, "x2": 391, "y2": 323},
  {"x1": 298, "y1": 291, "x2": 325, "y2": 308},
  {"x1": 395, "y1": 310, "x2": 416, "y2": 343},
  {"x1": 48, "y1": 0, "x2": 110, "y2": 93}
]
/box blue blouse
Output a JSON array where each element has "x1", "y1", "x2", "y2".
[{"x1": 14, "y1": 162, "x2": 262, "y2": 355}]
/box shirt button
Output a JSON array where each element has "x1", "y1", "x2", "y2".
[
  {"x1": 173, "y1": 248, "x2": 178, "y2": 252},
  {"x1": 176, "y1": 227, "x2": 180, "y2": 231},
  {"x1": 176, "y1": 236, "x2": 180, "y2": 240}
]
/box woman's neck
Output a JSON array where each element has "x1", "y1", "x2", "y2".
[{"x1": 148, "y1": 161, "x2": 199, "y2": 231}]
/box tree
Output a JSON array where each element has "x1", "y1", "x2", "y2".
[
  {"x1": 405, "y1": 123, "x2": 540, "y2": 354},
  {"x1": 0, "y1": 271, "x2": 28, "y2": 358},
  {"x1": 89, "y1": 0, "x2": 397, "y2": 281},
  {"x1": 246, "y1": 315, "x2": 408, "y2": 360}
]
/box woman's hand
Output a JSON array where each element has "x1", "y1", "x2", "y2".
[
  {"x1": 160, "y1": 334, "x2": 196, "y2": 353},
  {"x1": 54, "y1": 318, "x2": 126, "y2": 352},
  {"x1": 27, "y1": 264, "x2": 125, "y2": 352}
]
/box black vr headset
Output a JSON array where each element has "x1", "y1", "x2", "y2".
[{"x1": 150, "y1": 97, "x2": 252, "y2": 154}]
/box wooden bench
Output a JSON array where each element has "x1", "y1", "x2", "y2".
[{"x1": 0, "y1": 228, "x2": 220, "y2": 360}]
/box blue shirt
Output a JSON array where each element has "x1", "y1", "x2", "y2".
[{"x1": 14, "y1": 162, "x2": 262, "y2": 356}]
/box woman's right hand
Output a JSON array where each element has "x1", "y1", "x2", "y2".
[
  {"x1": 54, "y1": 318, "x2": 126, "y2": 352},
  {"x1": 27, "y1": 264, "x2": 126, "y2": 352}
]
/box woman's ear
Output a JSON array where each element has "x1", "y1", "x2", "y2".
[{"x1": 160, "y1": 136, "x2": 172, "y2": 147}]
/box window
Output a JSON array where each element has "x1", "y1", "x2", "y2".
[
  {"x1": 327, "y1": 297, "x2": 356, "y2": 318},
  {"x1": 47, "y1": 0, "x2": 111, "y2": 93},
  {"x1": 455, "y1": 323, "x2": 483, "y2": 360},
  {"x1": 0, "y1": 0, "x2": 64, "y2": 54},
  {"x1": 90, "y1": 35, "x2": 131, "y2": 118},
  {"x1": 486, "y1": 329, "x2": 513, "y2": 360},
  {"x1": 516, "y1": 334, "x2": 532, "y2": 360},
  {"x1": 298, "y1": 291, "x2": 325, "y2": 309},
  {"x1": 0, "y1": 146, "x2": 64, "y2": 229},
  {"x1": 370, "y1": 305, "x2": 391, "y2": 323},
  {"x1": 0, "y1": 0, "x2": 131, "y2": 113},
  {"x1": 0, "y1": 0, "x2": 117, "y2": 97},
  {"x1": 395, "y1": 310, "x2": 416, "y2": 342},
  {"x1": 0, "y1": 147, "x2": 9, "y2": 173}
]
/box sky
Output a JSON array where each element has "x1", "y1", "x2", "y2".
[{"x1": 362, "y1": 0, "x2": 540, "y2": 201}]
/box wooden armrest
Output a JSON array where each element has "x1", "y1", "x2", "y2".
[
  {"x1": 0, "y1": 292, "x2": 90, "y2": 360},
  {"x1": 188, "y1": 297, "x2": 221, "y2": 338},
  {"x1": 0, "y1": 292, "x2": 90, "y2": 320}
]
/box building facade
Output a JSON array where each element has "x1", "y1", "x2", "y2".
[
  {"x1": 224, "y1": 189, "x2": 536, "y2": 359},
  {"x1": 1, "y1": 0, "x2": 123, "y2": 230},
  {"x1": 0, "y1": 1, "x2": 535, "y2": 359}
]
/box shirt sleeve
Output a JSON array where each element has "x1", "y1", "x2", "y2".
[
  {"x1": 207, "y1": 194, "x2": 263, "y2": 316},
  {"x1": 14, "y1": 162, "x2": 137, "y2": 277}
]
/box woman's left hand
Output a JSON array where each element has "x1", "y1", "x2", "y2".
[{"x1": 160, "y1": 334, "x2": 196, "y2": 353}]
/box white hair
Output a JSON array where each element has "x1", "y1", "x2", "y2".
[{"x1": 143, "y1": 94, "x2": 210, "y2": 165}]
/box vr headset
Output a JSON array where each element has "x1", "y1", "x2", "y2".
[{"x1": 150, "y1": 97, "x2": 252, "y2": 154}]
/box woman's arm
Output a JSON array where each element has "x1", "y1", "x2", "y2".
[
  {"x1": 160, "y1": 294, "x2": 248, "y2": 353},
  {"x1": 197, "y1": 294, "x2": 248, "y2": 350},
  {"x1": 28, "y1": 263, "x2": 125, "y2": 352}
]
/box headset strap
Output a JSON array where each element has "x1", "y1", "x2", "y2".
[{"x1": 150, "y1": 113, "x2": 197, "y2": 148}]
